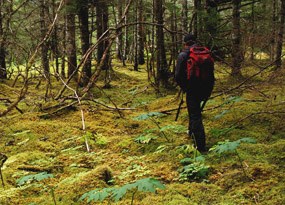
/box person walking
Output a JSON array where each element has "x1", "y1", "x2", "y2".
[{"x1": 175, "y1": 33, "x2": 214, "y2": 153}]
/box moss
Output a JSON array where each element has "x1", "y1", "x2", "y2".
[{"x1": 1, "y1": 63, "x2": 285, "y2": 205}]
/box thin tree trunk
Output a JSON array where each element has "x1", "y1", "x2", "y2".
[
  {"x1": 78, "y1": 0, "x2": 91, "y2": 86},
  {"x1": 154, "y1": 0, "x2": 168, "y2": 87},
  {"x1": 40, "y1": 0, "x2": 50, "y2": 98},
  {"x1": 171, "y1": 0, "x2": 178, "y2": 73},
  {"x1": 0, "y1": 0, "x2": 7, "y2": 79},
  {"x1": 96, "y1": 1, "x2": 109, "y2": 71},
  {"x1": 250, "y1": 0, "x2": 255, "y2": 60},
  {"x1": 231, "y1": 0, "x2": 243, "y2": 77},
  {"x1": 123, "y1": 0, "x2": 129, "y2": 66},
  {"x1": 271, "y1": 0, "x2": 277, "y2": 61},
  {"x1": 61, "y1": 16, "x2": 66, "y2": 78},
  {"x1": 193, "y1": 0, "x2": 201, "y2": 38},
  {"x1": 116, "y1": 0, "x2": 123, "y2": 61},
  {"x1": 182, "y1": 0, "x2": 188, "y2": 33},
  {"x1": 66, "y1": 0, "x2": 77, "y2": 78},
  {"x1": 52, "y1": 0, "x2": 59, "y2": 75},
  {"x1": 275, "y1": 0, "x2": 285, "y2": 69},
  {"x1": 134, "y1": 0, "x2": 138, "y2": 71},
  {"x1": 138, "y1": 0, "x2": 145, "y2": 65}
]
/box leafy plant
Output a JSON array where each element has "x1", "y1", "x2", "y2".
[
  {"x1": 134, "y1": 112, "x2": 188, "y2": 144},
  {"x1": 94, "y1": 133, "x2": 109, "y2": 147},
  {"x1": 214, "y1": 96, "x2": 243, "y2": 119},
  {"x1": 179, "y1": 156, "x2": 209, "y2": 181},
  {"x1": 209, "y1": 137, "x2": 256, "y2": 155},
  {"x1": 133, "y1": 112, "x2": 165, "y2": 120},
  {"x1": 17, "y1": 172, "x2": 56, "y2": 205},
  {"x1": 134, "y1": 133, "x2": 158, "y2": 144},
  {"x1": 80, "y1": 178, "x2": 166, "y2": 205},
  {"x1": 16, "y1": 172, "x2": 54, "y2": 186},
  {"x1": 133, "y1": 112, "x2": 170, "y2": 142},
  {"x1": 209, "y1": 126, "x2": 236, "y2": 137},
  {"x1": 176, "y1": 144, "x2": 196, "y2": 156},
  {"x1": 210, "y1": 137, "x2": 256, "y2": 179}
]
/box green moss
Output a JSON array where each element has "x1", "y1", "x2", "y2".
[{"x1": 1, "y1": 63, "x2": 285, "y2": 205}]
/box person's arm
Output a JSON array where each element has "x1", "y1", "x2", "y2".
[{"x1": 175, "y1": 52, "x2": 188, "y2": 91}]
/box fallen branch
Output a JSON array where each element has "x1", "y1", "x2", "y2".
[
  {"x1": 0, "y1": 153, "x2": 8, "y2": 188},
  {"x1": 0, "y1": 98, "x2": 23, "y2": 114},
  {"x1": 39, "y1": 101, "x2": 78, "y2": 118}
]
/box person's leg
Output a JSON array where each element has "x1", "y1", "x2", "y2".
[{"x1": 186, "y1": 93, "x2": 206, "y2": 152}]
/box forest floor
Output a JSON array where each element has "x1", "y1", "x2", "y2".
[{"x1": 0, "y1": 61, "x2": 285, "y2": 205}]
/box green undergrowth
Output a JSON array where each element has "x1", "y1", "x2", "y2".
[{"x1": 0, "y1": 63, "x2": 285, "y2": 204}]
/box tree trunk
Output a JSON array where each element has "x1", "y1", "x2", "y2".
[
  {"x1": 0, "y1": 0, "x2": 7, "y2": 79},
  {"x1": 96, "y1": 1, "x2": 109, "y2": 71},
  {"x1": 66, "y1": 0, "x2": 77, "y2": 78},
  {"x1": 40, "y1": 0, "x2": 50, "y2": 80},
  {"x1": 182, "y1": 0, "x2": 188, "y2": 33},
  {"x1": 270, "y1": 0, "x2": 277, "y2": 61},
  {"x1": 123, "y1": 0, "x2": 129, "y2": 66},
  {"x1": 154, "y1": 0, "x2": 168, "y2": 87},
  {"x1": 134, "y1": 0, "x2": 139, "y2": 71},
  {"x1": 78, "y1": 0, "x2": 91, "y2": 86},
  {"x1": 205, "y1": 0, "x2": 218, "y2": 48},
  {"x1": 275, "y1": 0, "x2": 285, "y2": 69},
  {"x1": 52, "y1": 0, "x2": 60, "y2": 74},
  {"x1": 171, "y1": 0, "x2": 178, "y2": 73},
  {"x1": 250, "y1": 0, "x2": 255, "y2": 60},
  {"x1": 138, "y1": 0, "x2": 145, "y2": 65},
  {"x1": 231, "y1": 0, "x2": 243, "y2": 77},
  {"x1": 193, "y1": 0, "x2": 201, "y2": 38},
  {"x1": 116, "y1": 0, "x2": 123, "y2": 61},
  {"x1": 39, "y1": 0, "x2": 51, "y2": 99}
]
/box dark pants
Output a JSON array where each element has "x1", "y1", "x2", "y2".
[{"x1": 186, "y1": 92, "x2": 206, "y2": 152}]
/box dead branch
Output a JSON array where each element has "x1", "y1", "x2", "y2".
[
  {"x1": 230, "y1": 110, "x2": 285, "y2": 127},
  {"x1": 0, "y1": 0, "x2": 64, "y2": 117},
  {"x1": 0, "y1": 153, "x2": 8, "y2": 187},
  {"x1": 0, "y1": 98, "x2": 23, "y2": 114}
]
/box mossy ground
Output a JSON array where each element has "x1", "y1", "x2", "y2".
[{"x1": 0, "y1": 62, "x2": 284, "y2": 205}]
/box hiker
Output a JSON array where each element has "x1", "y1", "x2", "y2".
[{"x1": 175, "y1": 33, "x2": 215, "y2": 153}]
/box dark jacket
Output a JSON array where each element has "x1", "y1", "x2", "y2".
[{"x1": 175, "y1": 46, "x2": 192, "y2": 92}]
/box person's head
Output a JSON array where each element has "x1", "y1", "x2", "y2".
[{"x1": 184, "y1": 33, "x2": 196, "y2": 46}]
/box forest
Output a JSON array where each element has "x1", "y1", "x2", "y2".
[{"x1": 0, "y1": 0, "x2": 285, "y2": 204}]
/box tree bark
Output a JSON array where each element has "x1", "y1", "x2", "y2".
[
  {"x1": 193, "y1": 0, "x2": 201, "y2": 38},
  {"x1": 66, "y1": 0, "x2": 77, "y2": 78},
  {"x1": 116, "y1": 0, "x2": 123, "y2": 61},
  {"x1": 154, "y1": 0, "x2": 168, "y2": 87},
  {"x1": 138, "y1": 0, "x2": 145, "y2": 65},
  {"x1": 0, "y1": 0, "x2": 7, "y2": 79},
  {"x1": 96, "y1": 1, "x2": 109, "y2": 71},
  {"x1": 182, "y1": 0, "x2": 188, "y2": 33},
  {"x1": 275, "y1": 0, "x2": 285, "y2": 69},
  {"x1": 40, "y1": 0, "x2": 50, "y2": 80},
  {"x1": 231, "y1": 0, "x2": 243, "y2": 77},
  {"x1": 78, "y1": 0, "x2": 91, "y2": 86}
]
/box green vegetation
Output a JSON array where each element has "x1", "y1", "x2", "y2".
[
  {"x1": 80, "y1": 178, "x2": 165, "y2": 204},
  {"x1": 0, "y1": 63, "x2": 285, "y2": 204}
]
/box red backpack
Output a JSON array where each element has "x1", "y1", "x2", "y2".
[
  {"x1": 186, "y1": 46, "x2": 215, "y2": 99},
  {"x1": 187, "y1": 46, "x2": 214, "y2": 81}
]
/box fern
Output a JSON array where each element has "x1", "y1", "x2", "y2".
[
  {"x1": 80, "y1": 178, "x2": 165, "y2": 204},
  {"x1": 209, "y1": 127, "x2": 236, "y2": 137},
  {"x1": 209, "y1": 137, "x2": 256, "y2": 155},
  {"x1": 179, "y1": 162, "x2": 209, "y2": 181},
  {"x1": 134, "y1": 133, "x2": 158, "y2": 144},
  {"x1": 16, "y1": 172, "x2": 54, "y2": 186},
  {"x1": 159, "y1": 125, "x2": 187, "y2": 133},
  {"x1": 133, "y1": 112, "x2": 165, "y2": 120},
  {"x1": 80, "y1": 188, "x2": 116, "y2": 203}
]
